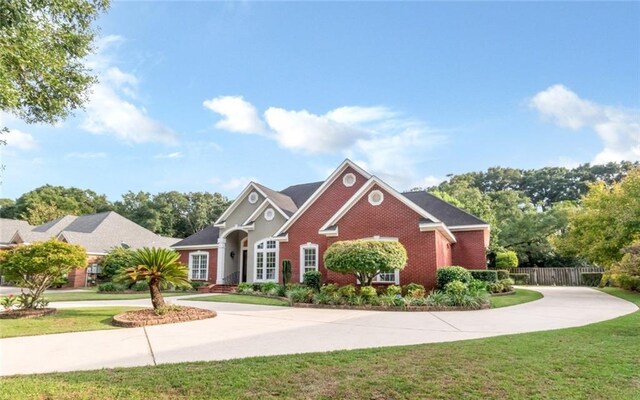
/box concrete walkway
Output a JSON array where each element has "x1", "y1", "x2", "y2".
[{"x1": 0, "y1": 287, "x2": 636, "y2": 376}]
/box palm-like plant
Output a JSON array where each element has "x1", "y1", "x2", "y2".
[{"x1": 115, "y1": 247, "x2": 190, "y2": 309}]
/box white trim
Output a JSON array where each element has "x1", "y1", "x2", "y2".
[
  {"x1": 318, "y1": 227, "x2": 339, "y2": 237},
  {"x1": 275, "y1": 159, "x2": 371, "y2": 236},
  {"x1": 221, "y1": 226, "x2": 250, "y2": 239},
  {"x1": 188, "y1": 251, "x2": 209, "y2": 281},
  {"x1": 318, "y1": 176, "x2": 443, "y2": 234},
  {"x1": 172, "y1": 244, "x2": 219, "y2": 250},
  {"x1": 374, "y1": 269, "x2": 400, "y2": 284},
  {"x1": 448, "y1": 224, "x2": 491, "y2": 231},
  {"x1": 214, "y1": 182, "x2": 269, "y2": 227},
  {"x1": 264, "y1": 208, "x2": 275, "y2": 221},
  {"x1": 216, "y1": 238, "x2": 226, "y2": 284},
  {"x1": 253, "y1": 238, "x2": 279, "y2": 283},
  {"x1": 366, "y1": 235, "x2": 398, "y2": 241},
  {"x1": 368, "y1": 190, "x2": 384, "y2": 206},
  {"x1": 343, "y1": 173, "x2": 356, "y2": 187},
  {"x1": 419, "y1": 222, "x2": 457, "y2": 243},
  {"x1": 239, "y1": 238, "x2": 248, "y2": 284},
  {"x1": 299, "y1": 243, "x2": 319, "y2": 282},
  {"x1": 241, "y1": 198, "x2": 290, "y2": 226},
  {"x1": 248, "y1": 191, "x2": 259, "y2": 204}
]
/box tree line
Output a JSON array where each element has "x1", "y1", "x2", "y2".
[
  {"x1": 423, "y1": 161, "x2": 639, "y2": 268},
  {"x1": 0, "y1": 185, "x2": 231, "y2": 239}
]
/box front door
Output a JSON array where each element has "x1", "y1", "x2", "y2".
[{"x1": 242, "y1": 249, "x2": 248, "y2": 282}]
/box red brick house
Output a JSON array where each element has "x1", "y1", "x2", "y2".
[{"x1": 172, "y1": 160, "x2": 490, "y2": 289}]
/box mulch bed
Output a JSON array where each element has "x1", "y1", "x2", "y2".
[
  {"x1": 292, "y1": 303, "x2": 490, "y2": 312},
  {"x1": 490, "y1": 290, "x2": 517, "y2": 297},
  {"x1": 0, "y1": 308, "x2": 57, "y2": 319},
  {"x1": 112, "y1": 306, "x2": 216, "y2": 328}
]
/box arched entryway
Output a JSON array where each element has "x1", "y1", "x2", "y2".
[{"x1": 218, "y1": 229, "x2": 248, "y2": 284}]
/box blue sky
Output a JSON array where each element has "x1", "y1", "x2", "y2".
[{"x1": 2, "y1": 1, "x2": 639, "y2": 201}]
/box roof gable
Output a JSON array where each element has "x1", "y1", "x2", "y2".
[
  {"x1": 279, "y1": 181, "x2": 323, "y2": 208},
  {"x1": 401, "y1": 191, "x2": 488, "y2": 227}
]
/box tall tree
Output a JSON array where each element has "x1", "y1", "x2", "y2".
[{"x1": 0, "y1": 0, "x2": 110, "y2": 125}]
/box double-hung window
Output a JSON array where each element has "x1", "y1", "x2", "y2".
[
  {"x1": 189, "y1": 252, "x2": 208, "y2": 281},
  {"x1": 300, "y1": 243, "x2": 319, "y2": 282},
  {"x1": 255, "y1": 239, "x2": 278, "y2": 282}
]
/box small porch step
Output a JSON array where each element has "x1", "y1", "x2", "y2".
[{"x1": 198, "y1": 284, "x2": 237, "y2": 294}]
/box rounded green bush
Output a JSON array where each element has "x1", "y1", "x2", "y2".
[
  {"x1": 495, "y1": 251, "x2": 519, "y2": 269},
  {"x1": 359, "y1": 286, "x2": 377, "y2": 300},
  {"x1": 436, "y1": 266, "x2": 472, "y2": 289}
]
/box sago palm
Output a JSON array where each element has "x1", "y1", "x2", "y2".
[{"x1": 115, "y1": 247, "x2": 190, "y2": 309}]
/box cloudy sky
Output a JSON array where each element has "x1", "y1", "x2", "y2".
[{"x1": 1, "y1": 2, "x2": 638, "y2": 200}]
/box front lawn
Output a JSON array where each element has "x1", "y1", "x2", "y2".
[
  {"x1": 490, "y1": 288, "x2": 543, "y2": 308},
  {"x1": 1, "y1": 288, "x2": 637, "y2": 399},
  {"x1": 184, "y1": 294, "x2": 289, "y2": 307},
  {"x1": 0, "y1": 307, "x2": 140, "y2": 338},
  {"x1": 38, "y1": 289, "x2": 190, "y2": 302}
]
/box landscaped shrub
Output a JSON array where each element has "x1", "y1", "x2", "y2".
[
  {"x1": 436, "y1": 266, "x2": 472, "y2": 289},
  {"x1": 616, "y1": 274, "x2": 640, "y2": 292},
  {"x1": 1, "y1": 295, "x2": 17, "y2": 310},
  {"x1": 97, "y1": 282, "x2": 125, "y2": 292},
  {"x1": 379, "y1": 294, "x2": 403, "y2": 307},
  {"x1": 581, "y1": 272, "x2": 603, "y2": 287},
  {"x1": 338, "y1": 284, "x2": 356, "y2": 299},
  {"x1": 444, "y1": 280, "x2": 468, "y2": 303},
  {"x1": 276, "y1": 285, "x2": 287, "y2": 297},
  {"x1": 190, "y1": 281, "x2": 207, "y2": 290},
  {"x1": 488, "y1": 281, "x2": 505, "y2": 294},
  {"x1": 468, "y1": 279, "x2": 489, "y2": 294},
  {"x1": 237, "y1": 282, "x2": 254, "y2": 294},
  {"x1": 359, "y1": 286, "x2": 377, "y2": 300},
  {"x1": 303, "y1": 271, "x2": 322, "y2": 291},
  {"x1": 261, "y1": 282, "x2": 278, "y2": 294},
  {"x1": 425, "y1": 290, "x2": 448, "y2": 307},
  {"x1": 495, "y1": 251, "x2": 519, "y2": 269},
  {"x1": 509, "y1": 273, "x2": 529, "y2": 285},
  {"x1": 496, "y1": 270, "x2": 510, "y2": 280},
  {"x1": 323, "y1": 239, "x2": 407, "y2": 286},
  {"x1": 251, "y1": 283, "x2": 263, "y2": 292},
  {"x1": 320, "y1": 283, "x2": 339, "y2": 295},
  {"x1": 287, "y1": 287, "x2": 314, "y2": 303},
  {"x1": 51, "y1": 275, "x2": 69, "y2": 288},
  {"x1": 385, "y1": 285, "x2": 402, "y2": 296},
  {"x1": 402, "y1": 283, "x2": 425, "y2": 296},
  {"x1": 281, "y1": 259, "x2": 292, "y2": 286},
  {"x1": 100, "y1": 247, "x2": 137, "y2": 280},
  {"x1": 470, "y1": 270, "x2": 498, "y2": 283},
  {"x1": 132, "y1": 280, "x2": 149, "y2": 292},
  {"x1": 347, "y1": 295, "x2": 366, "y2": 306}
]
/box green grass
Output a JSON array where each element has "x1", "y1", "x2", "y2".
[
  {"x1": 490, "y1": 288, "x2": 543, "y2": 308},
  {"x1": 0, "y1": 307, "x2": 139, "y2": 338},
  {"x1": 38, "y1": 289, "x2": 190, "y2": 302},
  {"x1": 184, "y1": 294, "x2": 289, "y2": 307},
  {"x1": 1, "y1": 288, "x2": 638, "y2": 399}
]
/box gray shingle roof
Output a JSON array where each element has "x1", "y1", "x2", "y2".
[
  {"x1": 402, "y1": 191, "x2": 487, "y2": 226},
  {"x1": 254, "y1": 182, "x2": 298, "y2": 215},
  {"x1": 172, "y1": 225, "x2": 220, "y2": 247},
  {"x1": 279, "y1": 181, "x2": 323, "y2": 208},
  {"x1": 0, "y1": 219, "x2": 32, "y2": 245}
]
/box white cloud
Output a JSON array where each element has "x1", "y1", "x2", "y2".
[
  {"x1": 154, "y1": 152, "x2": 183, "y2": 159},
  {"x1": 3, "y1": 129, "x2": 38, "y2": 150},
  {"x1": 203, "y1": 96, "x2": 266, "y2": 134},
  {"x1": 530, "y1": 84, "x2": 640, "y2": 163},
  {"x1": 211, "y1": 176, "x2": 258, "y2": 192},
  {"x1": 414, "y1": 175, "x2": 444, "y2": 189},
  {"x1": 205, "y1": 97, "x2": 445, "y2": 188},
  {"x1": 80, "y1": 36, "x2": 179, "y2": 145},
  {"x1": 65, "y1": 152, "x2": 107, "y2": 159}
]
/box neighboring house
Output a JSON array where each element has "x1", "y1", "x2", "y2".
[
  {"x1": 173, "y1": 160, "x2": 490, "y2": 289},
  {"x1": 0, "y1": 219, "x2": 32, "y2": 249},
  {"x1": 6, "y1": 211, "x2": 180, "y2": 287}
]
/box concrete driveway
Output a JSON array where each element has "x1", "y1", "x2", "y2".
[{"x1": 0, "y1": 287, "x2": 636, "y2": 376}]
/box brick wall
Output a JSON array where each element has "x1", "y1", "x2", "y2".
[
  {"x1": 66, "y1": 255, "x2": 102, "y2": 288},
  {"x1": 451, "y1": 230, "x2": 487, "y2": 269},
  {"x1": 178, "y1": 248, "x2": 218, "y2": 283}
]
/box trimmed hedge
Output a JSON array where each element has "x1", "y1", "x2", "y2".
[
  {"x1": 509, "y1": 273, "x2": 529, "y2": 285},
  {"x1": 303, "y1": 271, "x2": 322, "y2": 291},
  {"x1": 436, "y1": 266, "x2": 472, "y2": 289},
  {"x1": 470, "y1": 270, "x2": 498, "y2": 283},
  {"x1": 496, "y1": 269, "x2": 510, "y2": 280},
  {"x1": 580, "y1": 272, "x2": 603, "y2": 287}
]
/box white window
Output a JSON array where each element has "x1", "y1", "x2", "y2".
[
  {"x1": 189, "y1": 252, "x2": 209, "y2": 281},
  {"x1": 343, "y1": 173, "x2": 356, "y2": 187},
  {"x1": 255, "y1": 239, "x2": 278, "y2": 282},
  {"x1": 264, "y1": 208, "x2": 275, "y2": 221},
  {"x1": 248, "y1": 191, "x2": 259, "y2": 204},
  {"x1": 299, "y1": 243, "x2": 319, "y2": 282},
  {"x1": 368, "y1": 190, "x2": 384, "y2": 206},
  {"x1": 374, "y1": 270, "x2": 400, "y2": 284}
]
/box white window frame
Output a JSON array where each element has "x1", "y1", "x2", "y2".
[
  {"x1": 254, "y1": 238, "x2": 279, "y2": 282},
  {"x1": 264, "y1": 208, "x2": 275, "y2": 221},
  {"x1": 374, "y1": 269, "x2": 400, "y2": 284},
  {"x1": 343, "y1": 173, "x2": 356, "y2": 187},
  {"x1": 248, "y1": 191, "x2": 259, "y2": 204},
  {"x1": 189, "y1": 251, "x2": 209, "y2": 281},
  {"x1": 299, "y1": 243, "x2": 319, "y2": 282},
  {"x1": 368, "y1": 190, "x2": 384, "y2": 206}
]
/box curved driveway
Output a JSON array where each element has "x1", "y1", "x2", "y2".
[{"x1": 0, "y1": 287, "x2": 636, "y2": 376}]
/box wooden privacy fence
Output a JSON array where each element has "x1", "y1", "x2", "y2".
[{"x1": 516, "y1": 267, "x2": 605, "y2": 286}]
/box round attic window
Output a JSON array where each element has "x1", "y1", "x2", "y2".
[
  {"x1": 368, "y1": 190, "x2": 384, "y2": 206},
  {"x1": 248, "y1": 191, "x2": 259, "y2": 204},
  {"x1": 264, "y1": 208, "x2": 275, "y2": 221},
  {"x1": 343, "y1": 173, "x2": 356, "y2": 187}
]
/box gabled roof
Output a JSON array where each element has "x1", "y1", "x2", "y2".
[
  {"x1": 401, "y1": 191, "x2": 488, "y2": 227},
  {"x1": 0, "y1": 219, "x2": 32, "y2": 246},
  {"x1": 279, "y1": 181, "x2": 323, "y2": 208},
  {"x1": 172, "y1": 225, "x2": 220, "y2": 249},
  {"x1": 8, "y1": 211, "x2": 180, "y2": 254},
  {"x1": 253, "y1": 182, "x2": 298, "y2": 216},
  {"x1": 275, "y1": 159, "x2": 371, "y2": 236},
  {"x1": 242, "y1": 198, "x2": 292, "y2": 225}
]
